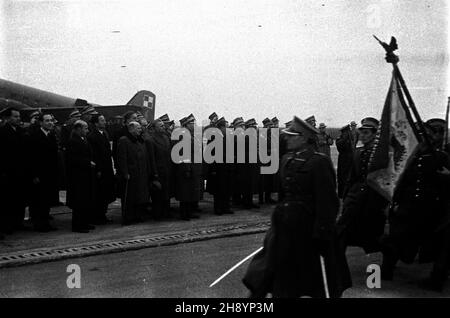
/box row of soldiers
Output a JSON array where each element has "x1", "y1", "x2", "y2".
[{"x1": 0, "y1": 105, "x2": 335, "y2": 236}]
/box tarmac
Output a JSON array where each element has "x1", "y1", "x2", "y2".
[{"x1": 0, "y1": 192, "x2": 272, "y2": 269}]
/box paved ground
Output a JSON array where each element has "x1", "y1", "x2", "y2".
[
  {"x1": 0, "y1": 193, "x2": 272, "y2": 258},
  {"x1": 0, "y1": 233, "x2": 448, "y2": 298}
]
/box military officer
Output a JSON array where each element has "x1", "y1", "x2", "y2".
[
  {"x1": 231, "y1": 117, "x2": 245, "y2": 207},
  {"x1": 241, "y1": 118, "x2": 260, "y2": 209},
  {"x1": 207, "y1": 117, "x2": 234, "y2": 215},
  {"x1": 305, "y1": 115, "x2": 317, "y2": 128},
  {"x1": 243, "y1": 116, "x2": 351, "y2": 298},
  {"x1": 337, "y1": 117, "x2": 388, "y2": 254},
  {"x1": 336, "y1": 124, "x2": 356, "y2": 199},
  {"x1": 174, "y1": 114, "x2": 202, "y2": 220},
  {"x1": 317, "y1": 122, "x2": 333, "y2": 157},
  {"x1": 382, "y1": 118, "x2": 450, "y2": 291},
  {"x1": 271, "y1": 117, "x2": 279, "y2": 129},
  {"x1": 258, "y1": 118, "x2": 276, "y2": 204}
]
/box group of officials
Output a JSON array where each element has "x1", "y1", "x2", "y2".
[
  {"x1": 0, "y1": 106, "x2": 332, "y2": 235},
  {"x1": 1, "y1": 104, "x2": 448, "y2": 296}
]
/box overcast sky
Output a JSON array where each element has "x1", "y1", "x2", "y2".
[{"x1": 0, "y1": 0, "x2": 448, "y2": 126}]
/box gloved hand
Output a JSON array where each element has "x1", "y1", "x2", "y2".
[
  {"x1": 313, "y1": 239, "x2": 330, "y2": 256},
  {"x1": 151, "y1": 180, "x2": 162, "y2": 190}
]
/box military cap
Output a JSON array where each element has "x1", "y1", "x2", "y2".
[
  {"x1": 69, "y1": 109, "x2": 82, "y2": 119},
  {"x1": 80, "y1": 105, "x2": 98, "y2": 116},
  {"x1": 305, "y1": 115, "x2": 316, "y2": 126},
  {"x1": 271, "y1": 117, "x2": 279, "y2": 124},
  {"x1": 30, "y1": 110, "x2": 41, "y2": 119},
  {"x1": 426, "y1": 118, "x2": 446, "y2": 127},
  {"x1": 209, "y1": 112, "x2": 218, "y2": 121},
  {"x1": 180, "y1": 113, "x2": 195, "y2": 127},
  {"x1": 350, "y1": 121, "x2": 357, "y2": 127},
  {"x1": 136, "y1": 111, "x2": 144, "y2": 119},
  {"x1": 216, "y1": 116, "x2": 227, "y2": 127},
  {"x1": 158, "y1": 113, "x2": 170, "y2": 122},
  {"x1": 245, "y1": 118, "x2": 257, "y2": 128},
  {"x1": 282, "y1": 116, "x2": 318, "y2": 137},
  {"x1": 340, "y1": 124, "x2": 351, "y2": 131},
  {"x1": 166, "y1": 120, "x2": 174, "y2": 126},
  {"x1": 359, "y1": 117, "x2": 379, "y2": 130},
  {"x1": 262, "y1": 118, "x2": 272, "y2": 127},
  {"x1": 426, "y1": 118, "x2": 446, "y2": 133},
  {"x1": 232, "y1": 117, "x2": 244, "y2": 128},
  {"x1": 74, "y1": 98, "x2": 89, "y2": 107},
  {"x1": 285, "y1": 120, "x2": 292, "y2": 128},
  {"x1": 318, "y1": 123, "x2": 327, "y2": 129}
]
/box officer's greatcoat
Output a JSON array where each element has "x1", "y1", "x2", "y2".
[{"x1": 243, "y1": 149, "x2": 352, "y2": 298}]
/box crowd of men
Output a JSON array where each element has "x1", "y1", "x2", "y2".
[{"x1": 0, "y1": 104, "x2": 449, "y2": 294}]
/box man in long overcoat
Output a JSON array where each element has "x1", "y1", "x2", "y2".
[
  {"x1": 28, "y1": 113, "x2": 58, "y2": 232},
  {"x1": 243, "y1": 116, "x2": 351, "y2": 298},
  {"x1": 173, "y1": 114, "x2": 202, "y2": 220},
  {"x1": 66, "y1": 120, "x2": 96, "y2": 233},
  {"x1": 336, "y1": 124, "x2": 356, "y2": 198},
  {"x1": 87, "y1": 114, "x2": 116, "y2": 224},
  {"x1": 117, "y1": 121, "x2": 155, "y2": 225},
  {"x1": 0, "y1": 107, "x2": 27, "y2": 234},
  {"x1": 206, "y1": 117, "x2": 233, "y2": 215}
]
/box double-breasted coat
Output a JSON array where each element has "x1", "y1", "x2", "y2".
[{"x1": 243, "y1": 149, "x2": 352, "y2": 298}]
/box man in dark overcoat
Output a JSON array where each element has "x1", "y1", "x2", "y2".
[
  {"x1": 28, "y1": 113, "x2": 58, "y2": 232},
  {"x1": 243, "y1": 116, "x2": 351, "y2": 298},
  {"x1": 66, "y1": 120, "x2": 96, "y2": 233},
  {"x1": 0, "y1": 107, "x2": 27, "y2": 234},
  {"x1": 336, "y1": 124, "x2": 356, "y2": 199},
  {"x1": 241, "y1": 118, "x2": 260, "y2": 209},
  {"x1": 173, "y1": 114, "x2": 202, "y2": 220},
  {"x1": 117, "y1": 121, "x2": 156, "y2": 225},
  {"x1": 146, "y1": 119, "x2": 172, "y2": 219},
  {"x1": 206, "y1": 117, "x2": 233, "y2": 215},
  {"x1": 87, "y1": 114, "x2": 116, "y2": 224}
]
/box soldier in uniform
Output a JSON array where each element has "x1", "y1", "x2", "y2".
[
  {"x1": 241, "y1": 118, "x2": 260, "y2": 209},
  {"x1": 243, "y1": 116, "x2": 351, "y2": 298},
  {"x1": 258, "y1": 118, "x2": 276, "y2": 204},
  {"x1": 207, "y1": 112, "x2": 218, "y2": 129},
  {"x1": 317, "y1": 123, "x2": 333, "y2": 157},
  {"x1": 79, "y1": 104, "x2": 98, "y2": 126},
  {"x1": 271, "y1": 117, "x2": 279, "y2": 129},
  {"x1": 305, "y1": 115, "x2": 317, "y2": 129},
  {"x1": 147, "y1": 119, "x2": 172, "y2": 219},
  {"x1": 336, "y1": 124, "x2": 356, "y2": 199},
  {"x1": 337, "y1": 117, "x2": 388, "y2": 254},
  {"x1": 174, "y1": 114, "x2": 202, "y2": 220},
  {"x1": 381, "y1": 118, "x2": 450, "y2": 291},
  {"x1": 231, "y1": 117, "x2": 245, "y2": 207},
  {"x1": 207, "y1": 117, "x2": 234, "y2": 215},
  {"x1": 61, "y1": 109, "x2": 82, "y2": 150}
]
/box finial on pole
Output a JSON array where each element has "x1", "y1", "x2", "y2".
[{"x1": 373, "y1": 35, "x2": 399, "y2": 64}]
